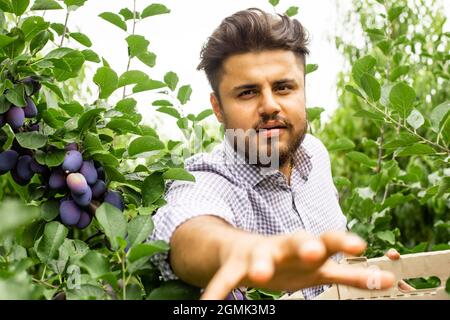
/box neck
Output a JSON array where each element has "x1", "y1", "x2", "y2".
[{"x1": 279, "y1": 158, "x2": 293, "y2": 185}]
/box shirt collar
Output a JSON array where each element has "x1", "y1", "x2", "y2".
[{"x1": 222, "y1": 137, "x2": 313, "y2": 187}]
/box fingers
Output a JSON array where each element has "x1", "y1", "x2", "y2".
[
  {"x1": 200, "y1": 259, "x2": 247, "y2": 300},
  {"x1": 248, "y1": 245, "x2": 275, "y2": 284},
  {"x1": 320, "y1": 231, "x2": 367, "y2": 257},
  {"x1": 280, "y1": 232, "x2": 327, "y2": 266},
  {"x1": 386, "y1": 248, "x2": 400, "y2": 260},
  {"x1": 321, "y1": 262, "x2": 396, "y2": 290},
  {"x1": 398, "y1": 279, "x2": 415, "y2": 292}
]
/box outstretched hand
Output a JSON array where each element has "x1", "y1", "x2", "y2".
[{"x1": 200, "y1": 231, "x2": 396, "y2": 299}]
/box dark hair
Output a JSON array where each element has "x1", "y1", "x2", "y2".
[{"x1": 197, "y1": 7, "x2": 310, "y2": 104}]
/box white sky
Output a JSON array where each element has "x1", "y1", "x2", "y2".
[{"x1": 43, "y1": 0, "x2": 449, "y2": 140}]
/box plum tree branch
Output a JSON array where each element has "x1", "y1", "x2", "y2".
[
  {"x1": 365, "y1": 99, "x2": 450, "y2": 154},
  {"x1": 122, "y1": 0, "x2": 137, "y2": 99},
  {"x1": 60, "y1": 11, "x2": 70, "y2": 47}
]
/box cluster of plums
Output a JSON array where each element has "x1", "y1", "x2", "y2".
[
  {"x1": 0, "y1": 77, "x2": 41, "y2": 132},
  {"x1": 0, "y1": 76, "x2": 125, "y2": 230},
  {"x1": 51, "y1": 144, "x2": 124, "y2": 229}
]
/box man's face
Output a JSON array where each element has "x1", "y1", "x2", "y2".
[{"x1": 211, "y1": 49, "x2": 308, "y2": 167}]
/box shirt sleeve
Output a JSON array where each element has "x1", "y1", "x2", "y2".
[{"x1": 147, "y1": 171, "x2": 237, "y2": 281}]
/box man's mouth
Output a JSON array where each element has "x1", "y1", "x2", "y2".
[
  {"x1": 256, "y1": 121, "x2": 288, "y2": 131},
  {"x1": 256, "y1": 121, "x2": 288, "y2": 138}
]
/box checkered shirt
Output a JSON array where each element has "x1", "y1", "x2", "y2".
[{"x1": 148, "y1": 133, "x2": 348, "y2": 299}]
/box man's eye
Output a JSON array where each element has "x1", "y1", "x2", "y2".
[
  {"x1": 277, "y1": 85, "x2": 291, "y2": 92},
  {"x1": 239, "y1": 90, "x2": 255, "y2": 97}
]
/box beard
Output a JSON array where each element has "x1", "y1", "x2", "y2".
[{"x1": 224, "y1": 117, "x2": 308, "y2": 169}]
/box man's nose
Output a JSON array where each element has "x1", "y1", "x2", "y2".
[{"x1": 258, "y1": 89, "x2": 281, "y2": 116}]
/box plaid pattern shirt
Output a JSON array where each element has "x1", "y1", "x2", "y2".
[{"x1": 148, "y1": 134, "x2": 348, "y2": 299}]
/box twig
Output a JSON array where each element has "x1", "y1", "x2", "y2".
[
  {"x1": 60, "y1": 11, "x2": 70, "y2": 47},
  {"x1": 122, "y1": 0, "x2": 137, "y2": 99}
]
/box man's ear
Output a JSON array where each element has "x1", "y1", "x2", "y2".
[{"x1": 210, "y1": 92, "x2": 224, "y2": 123}]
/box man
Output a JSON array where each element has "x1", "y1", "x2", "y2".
[{"x1": 149, "y1": 7, "x2": 404, "y2": 300}]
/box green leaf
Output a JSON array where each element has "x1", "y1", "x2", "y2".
[
  {"x1": 147, "y1": 280, "x2": 201, "y2": 300},
  {"x1": 395, "y1": 143, "x2": 436, "y2": 157},
  {"x1": 352, "y1": 55, "x2": 376, "y2": 86},
  {"x1": 162, "y1": 168, "x2": 195, "y2": 182},
  {"x1": 137, "y1": 51, "x2": 156, "y2": 67},
  {"x1": 106, "y1": 118, "x2": 142, "y2": 135},
  {"x1": 93, "y1": 66, "x2": 118, "y2": 99},
  {"x1": 127, "y1": 241, "x2": 169, "y2": 263},
  {"x1": 43, "y1": 149, "x2": 65, "y2": 167},
  {"x1": 69, "y1": 32, "x2": 92, "y2": 47},
  {"x1": 11, "y1": 0, "x2": 29, "y2": 16},
  {"x1": 365, "y1": 28, "x2": 385, "y2": 42},
  {"x1": 125, "y1": 35, "x2": 149, "y2": 57},
  {"x1": 35, "y1": 221, "x2": 68, "y2": 263},
  {"x1": 346, "y1": 151, "x2": 377, "y2": 167},
  {"x1": 44, "y1": 48, "x2": 85, "y2": 81},
  {"x1": 360, "y1": 73, "x2": 380, "y2": 102},
  {"x1": 15, "y1": 132, "x2": 48, "y2": 149},
  {"x1": 31, "y1": 0, "x2": 62, "y2": 10},
  {"x1": 127, "y1": 215, "x2": 154, "y2": 248},
  {"x1": 344, "y1": 85, "x2": 364, "y2": 99},
  {"x1": 0, "y1": 199, "x2": 39, "y2": 236},
  {"x1": 117, "y1": 70, "x2": 148, "y2": 87},
  {"x1": 30, "y1": 30, "x2": 50, "y2": 54},
  {"x1": 156, "y1": 106, "x2": 181, "y2": 119},
  {"x1": 81, "y1": 49, "x2": 100, "y2": 63},
  {"x1": 115, "y1": 98, "x2": 137, "y2": 113},
  {"x1": 333, "y1": 176, "x2": 352, "y2": 188},
  {"x1": 406, "y1": 109, "x2": 424, "y2": 130},
  {"x1": 50, "y1": 22, "x2": 65, "y2": 36},
  {"x1": 58, "y1": 101, "x2": 83, "y2": 116},
  {"x1": 96, "y1": 203, "x2": 127, "y2": 251},
  {"x1": 42, "y1": 81, "x2": 64, "y2": 100},
  {"x1": 383, "y1": 133, "x2": 419, "y2": 149},
  {"x1": 77, "y1": 108, "x2": 105, "y2": 131},
  {"x1": 388, "y1": 6, "x2": 404, "y2": 22},
  {"x1": 389, "y1": 65, "x2": 409, "y2": 81},
  {"x1": 63, "y1": 0, "x2": 87, "y2": 10},
  {"x1": 389, "y1": 82, "x2": 416, "y2": 119},
  {"x1": 164, "y1": 71, "x2": 178, "y2": 91},
  {"x1": 376, "y1": 230, "x2": 395, "y2": 245},
  {"x1": 128, "y1": 136, "x2": 165, "y2": 157},
  {"x1": 353, "y1": 109, "x2": 384, "y2": 121},
  {"x1": 141, "y1": 3, "x2": 170, "y2": 19},
  {"x1": 119, "y1": 8, "x2": 134, "y2": 20},
  {"x1": 91, "y1": 151, "x2": 120, "y2": 168},
  {"x1": 285, "y1": 6, "x2": 299, "y2": 17},
  {"x1": 152, "y1": 99, "x2": 172, "y2": 107},
  {"x1": 83, "y1": 132, "x2": 104, "y2": 153},
  {"x1": 269, "y1": 0, "x2": 280, "y2": 7},
  {"x1": 328, "y1": 137, "x2": 355, "y2": 152},
  {"x1": 142, "y1": 172, "x2": 165, "y2": 206},
  {"x1": 99, "y1": 12, "x2": 127, "y2": 31},
  {"x1": 196, "y1": 109, "x2": 214, "y2": 121},
  {"x1": 40, "y1": 200, "x2": 60, "y2": 222},
  {"x1": 0, "y1": 34, "x2": 16, "y2": 48},
  {"x1": 132, "y1": 79, "x2": 166, "y2": 93},
  {"x1": 305, "y1": 64, "x2": 318, "y2": 75},
  {"x1": 5, "y1": 85, "x2": 25, "y2": 106},
  {"x1": 66, "y1": 284, "x2": 106, "y2": 300},
  {"x1": 177, "y1": 85, "x2": 192, "y2": 105},
  {"x1": 0, "y1": 0, "x2": 12, "y2": 12},
  {"x1": 78, "y1": 251, "x2": 111, "y2": 278},
  {"x1": 430, "y1": 101, "x2": 450, "y2": 133}
]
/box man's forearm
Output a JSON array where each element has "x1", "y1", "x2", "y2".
[{"x1": 169, "y1": 215, "x2": 257, "y2": 288}]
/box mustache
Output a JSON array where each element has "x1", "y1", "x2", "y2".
[{"x1": 254, "y1": 116, "x2": 292, "y2": 130}]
